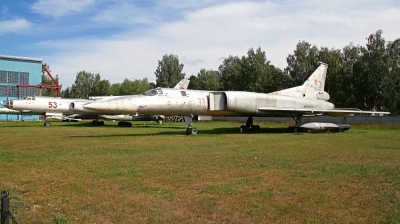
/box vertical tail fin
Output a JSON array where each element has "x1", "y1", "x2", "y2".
[
  {"x1": 271, "y1": 63, "x2": 329, "y2": 100},
  {"x1": 302, "y1": 62, "x2": 328, "y2": 95},
  {"x1": 173, "y1": 79, "x2": 190, "y2": 89}
]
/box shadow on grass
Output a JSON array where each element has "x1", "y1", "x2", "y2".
[
  {"x1": 61, "y1": 122, "x2": 188, "y2": 130},
  {"x1": 67, "y1": 126, "x2": 293, "y2": 138}
]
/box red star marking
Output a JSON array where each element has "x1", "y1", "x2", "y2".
[
  {"x1": 314, "y1": 79, "x2": 318, "y2": 85},
  {"x1": 179, "y1": 84, "x2": 184, "y2": 89}
]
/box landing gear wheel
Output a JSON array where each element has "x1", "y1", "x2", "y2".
[
  {"x1": 99, "y1": 121, "x2": 104, "y2": 126},
  {"x1": 186, "y1": 127, "x2": 198, "y2": 135},
  {"x1": 44, "y1": 121, "x2": 51, "y2": 127}
]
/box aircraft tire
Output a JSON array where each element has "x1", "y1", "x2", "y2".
[
  {"x1": 185, "y1": 128, "x2": 191, "y2": 135},
  {"x1": 44, "y1": 121, "x2": 51, "y2": 127},
  {"x1": 252, "y1": 125, "x2": 260, "y2": 131},
  {"x1": 191, "y1": 127, "x2": 198, "y2": 135},
  {"x1": 127, "y1": 122, "x2": 132, "y2": 127},
  {"x1": 99, "y1": 121, "x2": 105, "y2": 126}
]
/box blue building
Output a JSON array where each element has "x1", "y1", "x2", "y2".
[{"x1": 0, "y1": 54, "x2": 42, "y2": 120}]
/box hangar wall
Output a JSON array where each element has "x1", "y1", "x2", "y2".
[{"x1": 0, "y1": 54, "x2": 42, "y2": 120}]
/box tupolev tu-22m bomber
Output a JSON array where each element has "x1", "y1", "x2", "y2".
[{"x1": 82, "y1": 63, "x2": 390, "y2": 134}]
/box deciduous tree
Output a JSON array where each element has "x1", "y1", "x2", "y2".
[{"x1": 155, "y1": 54, "x2": 186, "y2": 88}]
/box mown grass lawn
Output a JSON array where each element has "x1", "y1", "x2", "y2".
[{"x1": 0, "y1": 120, "x2": 399, "y2": 223}]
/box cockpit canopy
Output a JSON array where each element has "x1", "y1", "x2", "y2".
[{"x1": 142, "y1": 87, "x2": 163, "y2": 96}]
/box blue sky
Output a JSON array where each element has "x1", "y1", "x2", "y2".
[{"x1": 1, "y1": 0, "x2": 399, "y2": 88}]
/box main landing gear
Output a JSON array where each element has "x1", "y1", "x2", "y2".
[
  {"x1": 185, "y1": 116, "x2": 197, "y2": 135},
  {"x1": 91, "y1": 119, "x2": 104, "y2": 126},
  {"x1": 239, "y1": 116, "x2": 260, "y2": 133},
  {"x1": 44, "y1": 120, "x2": 51, "y2": 126},
  {"x1": 287, "y1": 114, "x2": 303, "y2": 133}
]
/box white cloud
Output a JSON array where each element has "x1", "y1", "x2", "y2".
[
  {"x1": 0, "y1": 18, "x2": 31, "y2": 35},
  {"x1": 37, "y1": 0, "x2": 400, "y2": 88},
  {"x1": 31, "y1": 0, "x2": 94, "y2": 17}
]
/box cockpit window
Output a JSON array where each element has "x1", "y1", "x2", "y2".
[
  {"x1": 142, "y1": 87, "x2": 163, "y2": 96},
  {"x1": 142, "y1": 89, "x2": 158, "y2": 96}
]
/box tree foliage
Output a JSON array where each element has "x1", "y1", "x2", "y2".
[
  {"x1": 62, "y1": 71, "x2": 110, "y2": 98},
  {"x1": 285, "y1": 41, "x2": 319, "y2": 87},
  {"x1": 188, "y1": 75, "x2": 201, "y2": 90},
  {"x1": 196, "y1": 69, "x2": 220, "y2": 91},
  {"x1": 109, "y1": 78, "x2": 151, "y2": 95},
  {"x1": 218, "y1": 47, "x2": 285, "y2": 92},
  {"x1": 155, "y1": 54, "x2": 186, "y2": 88}
]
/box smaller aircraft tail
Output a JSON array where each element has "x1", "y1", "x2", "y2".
[
  {"x1": 173, "y1": 79, "x2": 190, "y2": 89},
  {"x1": 301, "y1": 63, "x2": 328, "y2": 98},
  {"x1": 271, "y1": 63, "x2": 329, "y2": 100}
]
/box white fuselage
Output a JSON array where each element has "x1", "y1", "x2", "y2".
[{"x1": 84, "y1": 88, "x2": 335, "y2": 117}]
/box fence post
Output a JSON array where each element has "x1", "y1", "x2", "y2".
[{"x1": 1, "y1": 191, "x2": 10, "y2": 224}]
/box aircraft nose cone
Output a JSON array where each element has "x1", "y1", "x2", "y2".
[{"x1": 84, "y1": 101, "x2": 138, "y2": 114}]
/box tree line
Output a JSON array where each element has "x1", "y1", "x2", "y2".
[{"x1": 43, "y1": 30, "x2": 399, "y2": 114}]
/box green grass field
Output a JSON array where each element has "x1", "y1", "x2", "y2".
[{"x1": 0, "y1": 120, "x2": 399, "y2": 224}]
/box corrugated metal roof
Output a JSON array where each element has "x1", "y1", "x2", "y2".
[{"x1": 0, "y1": 54, "x2": 42, "y2": 62}]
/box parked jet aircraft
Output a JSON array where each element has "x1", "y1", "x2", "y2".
[
  {"x1": 81, "y1": 63, "x2": 390, "y2": 134},
  {"x1": 2, "y1": 79, "x2": 189, "y2": 126}
]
